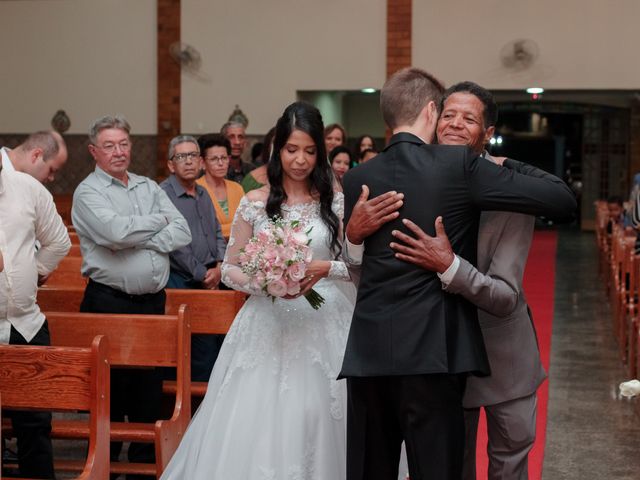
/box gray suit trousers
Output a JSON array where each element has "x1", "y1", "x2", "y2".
[{"x1": 462, "y1": 393, "x2": 537, "y2": 480}]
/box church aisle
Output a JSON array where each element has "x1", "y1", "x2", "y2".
[{"x1": 543, "y1": 228, "x2": 640, "y2": 479}]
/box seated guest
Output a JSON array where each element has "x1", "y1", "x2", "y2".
[
  {"x1": 324, "y1": 123, "x2": 346, "y2": 155},
  {"x1": 197, "y1": 134, "x2": 244, "y2": 240},
  {"x1": 329, "y1": 145, "x2": 353, "y2": 186},
  {"x1": 241, "y1": 127, "x2": 276, "y2": 193},
  {"x1": 161, "y1": 135, "x2": 227, "y2": 381}
]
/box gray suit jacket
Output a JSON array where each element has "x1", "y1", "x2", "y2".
[{"x1": 444, "y1": 210, "x2": 547, "y2": 408}]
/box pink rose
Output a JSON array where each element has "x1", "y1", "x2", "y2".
[
  {"x1": 286, "y1": 280, "x2": 301, "y2": 296},
  {"x1": 287, "y1": 263, "x2": 306, "y2": 282},
  {"x1": 267, "y1": 279, "x2": 288, "y2": 297},
  {"x1": 281, "y1": 246, "x2": 297, "y2": 262}
]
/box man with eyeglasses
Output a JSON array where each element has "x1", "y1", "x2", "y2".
[
  {"x1": 72, "y1": 114, "x2": 191, "y2": 477},
  {"x1": 160, "y1": 135, "x2": 227, "y2": 380}
]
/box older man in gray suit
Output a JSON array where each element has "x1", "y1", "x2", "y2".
[
  {"x1": 346, "y1": 81, "x2": 548, "y2": 479},
  {"x1": 389, "y1": 82, "x2": 547, "y2": 479}
]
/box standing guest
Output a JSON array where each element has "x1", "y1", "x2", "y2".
[
  {"x1": 251, "y1": 142, "x2": 264, "y2": 165},
  {"x1": 161, "y1": 101, "x2": 355, "y2": 480},
  {"x1": 1, "y1": 130, "x2": 67, "y2": 183},
  {"x1": 72, "y1": 115, "x2": 191, "y2": 477},
  {"x1": 329, "y1": 145, "x2": 353, "y2": 186},
  {"x1": 324, "y1": 123, "x2": 347, "y2": 154},
  {"x1": 221, "y1": 122, "x2": 253, "y2": 183},
  {"x1": 389, "y1": 81, "x2": 548, "y2": 480},
  {"x1": 197, "y1": 134, "x2": 244, "y2": 240},
  {"x1": 606, "y1": 195, "x2": 624, "y2": 234},
  {"x1": 0, "y1": 164, "x2": 71, "y2": 478},
  {"x1": 241, "y1": 127, "x2": 276, "y2": 193},
  {"x1": 161, "y1": 135, "x2": 227, "y2": 381},
  {"x1": 358, "y1": 147, "x2": 379, "y2": 165},
  {"x1": 340, "y1": 67, "x2": 576, "y2": 480},
  {"x1": 354, "y1": 134, "x2": 377, "y2": 155}
]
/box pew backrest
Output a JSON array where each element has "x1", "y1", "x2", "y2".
[{"x1": 0, "y1": 335, "x2": 110, "y2": 480}]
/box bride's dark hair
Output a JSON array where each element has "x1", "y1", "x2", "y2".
[{"x1": 266, "y1": 101, "x2": 341, "y2": 258}]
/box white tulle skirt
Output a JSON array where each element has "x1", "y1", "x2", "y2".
[{"x1": 161, "y1": 279, "x2": 355, "y2": 480}]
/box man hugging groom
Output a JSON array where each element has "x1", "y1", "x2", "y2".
[{"x1": 340, "y1": 68, "x2": 576, "y2": 479}]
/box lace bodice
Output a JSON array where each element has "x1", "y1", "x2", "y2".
[{"x1": 221, "y1": 193, "x2": 350, "y2": 295}]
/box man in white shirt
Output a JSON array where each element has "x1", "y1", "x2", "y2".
[
  {"x1": 1, "y1": 130, "x2": 67, "y2": 184},
  {"x1": 0, "y1": 163, "x2": 71, "y2": 478}
]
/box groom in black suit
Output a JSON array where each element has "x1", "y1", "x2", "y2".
[{"x1": 340, "y1": 67, "x2": 576, "y2": 479}]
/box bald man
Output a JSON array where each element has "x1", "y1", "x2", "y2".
[{"x1": 1, "y1": 130, "x2": 67, "y2": 184}]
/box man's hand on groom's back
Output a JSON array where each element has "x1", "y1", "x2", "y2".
[
  {"x1": 346, "y1": 185, "x2": 404, "y2": 245},
  {"x1": 390, "y1": 216, "x2": 454, "y2": 273}
]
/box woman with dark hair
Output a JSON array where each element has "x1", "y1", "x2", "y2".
[
  {"x1": 161, "y1": 102, "x2": 355, "y2": 480},
  {"x1": 240, "y1": 126, "x2": 276, "y2": 193},
  {"x1": 324, "y1": 122, "x2": 346, "y2": 154},
  {"x1": 354, "y1": 134, "x2": 376, "y2": 154},
  {"x1": 329, "y1": 145, "x2": 353, "y2": 185}
]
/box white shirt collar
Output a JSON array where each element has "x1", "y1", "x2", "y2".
[{"x1": 0, "y1": 147, "x2": 15, "y2": 172}]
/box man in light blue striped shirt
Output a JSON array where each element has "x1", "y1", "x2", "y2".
[{"x1": 72, "y1": 114, "x2": 191, "y2": 474}]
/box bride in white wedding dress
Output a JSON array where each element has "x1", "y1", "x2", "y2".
[{"x1": 161, "y1": 102, "x2": 355, "y2": 480}]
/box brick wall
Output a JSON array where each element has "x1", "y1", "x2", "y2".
[
  {"x1": 157, "y1": 0, "x2": 181, "y2": 180},
  {"x1": 386, "y1": 0, "x2": 411, "y2": 77}
]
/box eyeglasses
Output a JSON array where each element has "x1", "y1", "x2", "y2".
[
  {"x1": 171, "y1": 152, "x2": 201, "y2": 163},
  {"x1": 204, "y1": 155, "x2": 229, "y2": 164},
  {"x1": 96, "y1": 141, "x2": 131, "y2": 154}
]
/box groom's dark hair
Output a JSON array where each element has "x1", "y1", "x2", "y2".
[{"x1": 380, "y1": 67, "x2": 445, "y2": 129}]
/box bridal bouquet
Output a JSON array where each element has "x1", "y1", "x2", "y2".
[{"x1": 238, "y1": 217, "x2": 325, "y2": 310}]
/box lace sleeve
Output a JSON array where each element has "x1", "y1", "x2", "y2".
[
  {"x1": 327, "y1": 192, "x2": 351, "y2": 281},
  {"x1": 221, "y1": 197, "x2": 268, "y2": 296}
]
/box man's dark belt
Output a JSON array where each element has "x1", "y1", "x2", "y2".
[{"x1": 87, "y1": 278, "x2": 164, "y2": 301}]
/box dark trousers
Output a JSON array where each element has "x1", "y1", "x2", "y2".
[
  {"x1": 347, "y1": 374, "x2": 467, "y2": 480},
  {"x1": 6, "y1": 321, "x2": 56, "y2": 479},
  {"x1": 165, "y1": 272, "x2": 224, "y2": 382},
  {"x1": 80, "y1": 280, "x2": 165, "y2": 480}
]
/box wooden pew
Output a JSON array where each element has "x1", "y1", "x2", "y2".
[
  {"x1": 163, "y1": 289, "x2": 246, "y2": 398},
  {"x1": 67, "y1": 244, "x2": 82, "y2": 257},
  {"x1": 45, "y1": 306, "x2": 191, "y2": 477},
  {"x1": 54, "y1": 194, "x2": 73, "y2": 226},
  {"x1": 36, "y1": 287, "x2": 247, "y2": 403},
  {"x1": 43, "y1": 256, "x2": 85, "y2": 288},
  {"x1": 0, "y1": 335, "x2": 110, "y2": 480}
]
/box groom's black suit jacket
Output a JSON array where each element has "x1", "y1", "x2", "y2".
[{"x1": 340, "y1": 133, "x2": 576, "y2": 378}]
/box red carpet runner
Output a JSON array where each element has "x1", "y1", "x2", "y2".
[{"x1": 475, "y1": 230, "x2": 558, "y2": 480}]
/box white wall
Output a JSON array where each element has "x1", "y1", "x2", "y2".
[
  {"x1": 0, "y1": 0, "x2": 157, "y2": 134},
  {"x1": 181, "y1": 0, "x2": 387, "y2": 135},
  {"x1": 413, "y1": 0, "x2": 640, "y2": 90},
  {"x1": 2, "y1": 0, "x2": 640, "y2": 136}
]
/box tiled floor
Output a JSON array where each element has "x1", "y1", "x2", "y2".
[{"x1": 543, "y1": 228, "x2": 640, "y2": 479}]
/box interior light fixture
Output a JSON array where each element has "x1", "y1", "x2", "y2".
[
  {"x1": 526, "y1": 87, "x2": 544, "y2": 94},
  {"x1": 361, "y1": 88, "x2": 377, "y2": 94}
]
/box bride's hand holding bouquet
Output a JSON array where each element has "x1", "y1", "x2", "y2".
[{"x1": 238, "y1": 217, "x2": 326, "y2": 309}]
